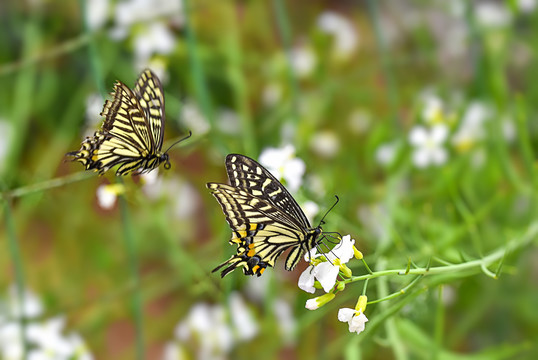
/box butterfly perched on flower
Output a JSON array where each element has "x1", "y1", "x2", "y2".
[
  {"x1": 67, "y1": 69, "x2": 191, "y2": 176},
  {"x1": 208, "y1": 154, "x2": 331, "y2": 277}
]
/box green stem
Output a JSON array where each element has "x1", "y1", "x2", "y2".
[
  {"x1": 118, "y1": 181, "x2": 145, "y2": 360},
  {"x1": 346, "y1": 221, "x2": 538, "y2": 284},
  {"x1": 2, "y1": 200, "x2": 28, "y2": 359},
  {"x1": 0, "y1": 172, "x2": 94, "y2": 200},
  {"x1": 272, "y1": 0, "x2": 300, "y2": 126}
]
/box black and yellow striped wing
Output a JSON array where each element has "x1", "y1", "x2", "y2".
[
  {"x1": 67, "y1": 69, "x2": 172, "y2": 176},
  {"x1": 208, "y1": 154, "x2": 322, "y2": 277}
]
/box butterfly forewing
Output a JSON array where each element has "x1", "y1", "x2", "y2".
[
  {"x1": 225, "y1": 154, "x2": 311, "y2": 229},
  {"x1": 133, "y1": 69, "x2": 165, "y2": 150},
  {"x1": 208, "y1": 154, "x2": 322, "y2": 277}
]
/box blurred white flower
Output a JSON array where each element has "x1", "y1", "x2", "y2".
[
  {"x1": 475, "y1": 2, "x2": 512, "y2": 28},
  {"x1": 317, "y1": 11, "x2": 358, "y2": 59},
  {"x1": 142, "y1": 173, "x2": 198, "y2": 219},
  {"x1": 229, "y1": 293, "x2": 258, "y2": 341},
  {"x1": 216, "y1": 109, "x2": 241, "y2": 135},
  {"x1": 441, "y1": 285, "x2": 456, "y2": 306},
  {"x1": 301, "y1": 200, "x2": 320, "y2": 225},
  {"x1": 86, "y1": 0, "x2": 109, "y2": 30},
  {"x1": 289, "y1": 45, "x2": 316, "y2": 78},
  {"x1": 502, "y1": 117, "x2": 517, "y2": 143},
  {"x1": 451, "y1": 101, "x2": 491, "y2": 152},
  {"x1": 114, "y1": 0, "x2": 183, "y2": 29},
  {"x1": 409, "y1": 124, "x2": 449, "y2": 168},
  {"x1": 518, "y1": 0, "x2": 537, "y2": 12},
  {"x1": 6, "y1": 285, "x2": 43, "y2": 319},
  {"x1": 162, "y1": 342, "x2": 187, "y2": 360},
  {"x1": 96, "y1": 184, "x2": 124, "y2": 210},
  {"x1": 134, "y1": 22, "x2": 176, "y2": 62},
  {"x1": 305, "y1": 293, "x2": 335, "y2": 310},
  {"x1": 175, "y1": 303, "x2": 234, "y2": 359},
  {"x1": 180, "y1": 100, "x2": 210, "y2": 136},
  {"x1": 0, "y1": 287, "x2": 93, "y2": 360},
  {"x1": 272, "y1": 298, "x2": 296, "y2": 344},
  {"x1": 298, "y1": 235, "x2": 355, "y2": 293},
  {"x1": 310, "y1": 130, "x2": 339, "y2": 158},
  {"x1": 375, "y1": 142, "x2": 397, "y2": 167},
  {"x1": 244, "y1": 272, "x2": 271, "y2": 303},
  {"x1": 357, "y1": 203, "x2": 389, "y2": 240},
  {"x1": 421, "y1": 94, "x2": 444, "y2": 124},
  {"x1": 259, "y1": 145, "x2": 305, "y2": 193},
  {"x1": 0, "y1": 119, "x2": 14, "y2": 174},
  {"x1": 261, "y1": 83, "x2": 282, "y2": 107},
  {"x1": 338, "y1": 308, "x2": 368, "y2": 334},
  {"x1": 348, "y1": 109, "x2": 371, "y2": 134},
  {"x1": 84, "y1": 94, "x2": 104, "y2": 131}
]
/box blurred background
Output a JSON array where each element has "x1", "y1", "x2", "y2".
[{"x1": 1, "y1": 0, "x2": 538, "y2": 359}]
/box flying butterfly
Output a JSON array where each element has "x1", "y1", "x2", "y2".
[
  {"x1": 67, "y1": 69, "x2": 191, "y2": 176},
  {"x1": 208, "y1": 154, "x2": 335, "y2": 277}
]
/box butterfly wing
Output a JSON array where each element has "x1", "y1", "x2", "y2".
[
  {"x1": 225, "y1": 154, "x2": 311, "y2": 229},
  {"x1": 207, "y1": 183, "x2": 309, "y2": 277},
  {"x1": 67, "y1": 70, "x2": 167, "y2": 175},
  {"x1": 133, "y1": 69, "x2": 165, "y2": 151}
]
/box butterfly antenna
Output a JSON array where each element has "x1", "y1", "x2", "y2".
[
  {"x1": 317, "y1": 195, "x2": 339, "y2": 227},
  {"x1": 164, "y1": 130, "x2": 192, "y2": 154}
]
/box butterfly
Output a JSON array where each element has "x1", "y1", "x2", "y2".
[
  {"x1": 67, "y1": 69, "x2": 190, "y2": 176},
  {"x1": 207, "y1": 154, "x2": 327, "y2": 277}
]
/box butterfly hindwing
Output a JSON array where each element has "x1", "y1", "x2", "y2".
[
  {"x1": 208, "y1": 154, "x2": 322, "y2": 277},
  {"x1": 67, "y1": 69, "x2": 175, "y2": 176},
  {"x1": 207, "y1": 183, "x2": 308, "y2": 277}
]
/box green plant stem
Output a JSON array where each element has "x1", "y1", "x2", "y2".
[
  {"x1": 0, "y1": 172, "x2": 94, "y2": 200},
  {"x1": 118, "y1": 181, "x2": 145, "y2": 360},
  {"x1": 346, "y1": 221, "x2": 538, "y2": 284},
  {"x1": 272, "y1": 0, "x2": 300, "y2": 126},
  {"x1": 2, "y1": 200, "x2": 28, "y2": 359}
]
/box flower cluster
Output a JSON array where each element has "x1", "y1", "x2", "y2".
[
  {"x1": 298, "y1": 235, "x2": 369, "y2": 335},
  {"x1": 0, "y1": 286, "x2": 92, "y2": 360},
  {"x1": 163, "y1": 293, "x2": 259, "y2": 360}
]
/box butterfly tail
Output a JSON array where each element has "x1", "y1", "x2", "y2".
[{"x1": 212, "y1": 254, "x2": 267, "y2": 278}]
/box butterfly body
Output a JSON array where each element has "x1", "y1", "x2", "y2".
[
  {"x1": 208, "y1": 154, "x2": 323, "y2": 277},
  {"x1": 68, "y1": 69, "x2": 185, "y2": 176}
]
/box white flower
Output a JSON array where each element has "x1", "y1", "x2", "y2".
[
  {"x1": 0, "y1": 119, "x2": 14, "y2": 174},
  {"x1": 96, "y1": 184, "x2": 124, "y2": 210},
  {"x1": 134, "y1": 22, "x2": 176, "y2": 62},
  {"x1": 272, "y1": 298, "x2": 296, "y2": 344},
  {"x1": 338, "y1": 308, "x2": 368, "y2": 334},
  {"x1": 309, "y1": 131, "x2": 339, "y2": 158},
  {"x1": 180, "y1": 100, "x2": 210, "y2": 135},
  {"x1": 348, "y1": 109, "x2": 371, "y2": 134},
  {"x1": 86, "y1": 0, "x2": 109, "y2": 31},
  {"x1": 518, "y1": 0, "x2": 537, "y2": 13},
  {"x1": 375, "y1": 142, "x2": 397, "y2": 166},
  {"x1": 421, "y1": 94, "x2": 444, "y2": 124},
  {"x1": 261, "y1": 83, "x2": 282, "y2": 107},
  {"x1": 114, "y1": 0, "x2": 183, "y2": 29},
  {"x1": 475, "y1": 2, "x2": 512, "y2": 28},
  {"x1": 258, "y1": 145, "x2": 305, "y2": 193},
  {"x1": 317, "y1": 11, "x2": 358, "y2": 59},
  {"x1": 162, "y1": 342, "x2": 187, "y2": 360},
  {"x1": 7, "y1": 285, "x2": 43, "y2": 319},
  {"x1": 229, "y1": 293, "x2": 258, "y2": 341},
  {"x1": 451, "y1": 101, "x2": 491, "y2": 152},
  {"x1": 301, "y1": 200, "x2": 319, "y2": 225},
  {"x1": 408, "y1": 124, "x2": 449, "y2": 168},
  {"x1": 216, "y1": 109, "x2": 240, "y2": 135},
  {"x1": 298, "y1": 235, "x2": 355, "y2": 293},
  {"x1": 289, "y1": 45, "x2": 316, "y2": 78},
  {"x1": 305, "y1": 293, "x2": 335, "y2": 310}
]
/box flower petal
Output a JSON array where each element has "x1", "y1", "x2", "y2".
[
  {"x1": 349, "y1": 312, "x2": 369, "y2": 334},
  {"x1": 331, "y1": 235, "x2": 355, "y2": 263},
  {"x1": 338, "y1": 308, "x2": 355, "y2": 322},
  {"x1": 412, "y1": 149, "x2": 430, "y2": 168},
  {"x1": 315, "y1": 262, "x2": 340, "y2": 293},
  {"x1": 409, "y1": 126, "x2": 428, "y2": 146},
  {"x1": 430, "y1": 124, "x2": 449, "y2": 144},
  {"x1": 298, "y1": 267, "x2": 316, "y2": 294}
]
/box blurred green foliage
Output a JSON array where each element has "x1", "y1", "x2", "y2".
[{"x1": 1, "y1": 0, "x2": 538, "y2": 359}]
